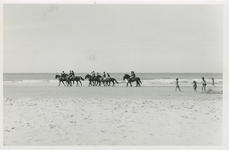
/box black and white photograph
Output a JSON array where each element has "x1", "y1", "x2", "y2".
[{"x1": 1, "y1": 0, "x2": 229, "y2": 148}]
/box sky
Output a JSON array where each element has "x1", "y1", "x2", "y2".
[{"x1": 3, "y1": 4, "x2": 224, "y2": 73}]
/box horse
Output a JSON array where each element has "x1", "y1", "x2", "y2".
[
  {"x1": 103, "y1": 77, "x2": 119, "y2": 86},
  {"x1": 55, "y1": 74, "x2": 69, "y2": 86},
  {"x1": 85, "y1": 74, "x2": 97, "y2": 86},
  {"x1": 94, "y1": 74, "x2": 104, "y2": 86},
  {"x1": 72, "y1": 76, "x2": 84, "y2": 86},
  {"x1": 123, "y1": 74, "x2": 142, "y2": 87}
]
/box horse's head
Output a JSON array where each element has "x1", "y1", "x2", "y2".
[
  {"x1": 85, "y1": 74, "x2": 90, "y2": 79},
  {"x1": 55, "y1": 74, "x2": 60, "y2": 79},
  {"x1": 123, "y1": 74, "x2": 130, "y2": 80},
  {"x1": 97, "y1": 74, "x2": 102, "y2": 78}
]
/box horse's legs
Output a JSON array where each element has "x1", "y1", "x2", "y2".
[
  {"x1": 79, "y1": 81, "x2": 82, "y2": 86},
  {"x1": 62, "y1": 81, "x2": 65, "y2": 86},
  {"x1": 58, "y1": 80, "x2": 61, "y2": 86},
  {"x1": 136, "y1": 81, "x2": 138, "y2": 87},
  {"x1": 112, "y1": 81, "x2": 115, "y2": 86}
]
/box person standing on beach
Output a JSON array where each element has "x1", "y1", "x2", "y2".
[
  {"x1": 212, "y1": 78, "x2": 216, "y2": 87},
  {"x1": 202, "y1": 77, "x2": 207, "y2": 92},
  {"x1": 193, "y1": 81, "x2": 197, "y2": 92},
  {"x1": 175, "y1": 78, "x2": 181, "y2": 91}
]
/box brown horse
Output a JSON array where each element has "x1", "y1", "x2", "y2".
[
  {"x1": 55, "y1": 74, "x2": 69, "y2": 86},
  {"x1": 102, "y1": 77, "x2": 119, "y2": 86},
  {"x1": 72, "y1": 76, "x2": 84, "y2": 86},
  {"x1": 123, "y1": 74, "x2": 142, "y2": 87}
]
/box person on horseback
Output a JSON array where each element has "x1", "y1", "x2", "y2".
[
  {"x1": 61, "y1": 71, "x2": 66, "y2": 78},
  {"x1": 91, "y1": 71, "x2": 95, "y2": 80},
  {"x1": 130, "y1": 71, "x2": 136, "y2": 81},
  {"x1": 69, "y1": 70, "x2": 72, "y2": 77},
  {"x1": 97, "y1": 72, "x2": 100, "y2": 77},
  {"x1": 103, "y1": 72, "x2": 106, "y2": 78},
  {"x1": 72, "y1": 70, "x2": 75, "y2": 77},
  {"x1": 107, "y1": 73, "x2": 110, "y2": 77}
]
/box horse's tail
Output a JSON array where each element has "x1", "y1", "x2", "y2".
[
  {"x1": 114, "y1": 79, "x2": 119, "y2": 84},
  {"x1": 80, "y1": 76, "x2": 84, "y2": 81}
]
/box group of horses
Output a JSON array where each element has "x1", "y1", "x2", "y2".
[{"x1": 55, "y1": 73, "x2": 142, "y2": 87}]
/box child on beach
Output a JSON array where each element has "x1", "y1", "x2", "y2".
[
  {"x1": 175, "y1": 78, "x2": 181, "y2": 91},
  {"x1": 202, "y1": 77, "x2": 207, "y2": 92},
  {"x1": 212, "y1": 78, "x2": 216, "y2": 87},
  {"x1": 193, "y1": 81, "x2": 197, "y2": 92}
]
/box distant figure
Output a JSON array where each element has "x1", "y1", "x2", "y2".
[
  {"x1": 61, "y1": 71, "x2": 66, "y2": 78},
  {"x1": 107, "y1": 73, "x2": 110, "y2": 79},
  {"x1": 130, "y1": 71, "x2": 136, "y2": 80},
  {"x1": 103, "y1": 72, "x2": 106, "y2": 78},
  {"x1": 91, "y1": 71, "x2": 95, "y2": 80},
  {"x1": 193, "y1": 81, "x2": 197, "y2": 92},
  {"x1": 72, "y1": 70, "x2": 75, "y2": 77},
  {"x1": 175, "y1": 78, "x2": 181, "y2": 91},
  {"x1": 69, "y1": 70, "x2": 72, "y2": 77},
  {"x1": 202, "y1": 77, "x2": 207, "y2": 92},
  {"x1": 97, "y1": 72, "x2": 100, "y2": 77},
  {"x1": 212, "y1": 78, "x2": 216, "y2": 87}
]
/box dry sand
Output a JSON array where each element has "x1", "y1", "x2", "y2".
[{"x1": 3, "y1": 82, "x2": 222, "y2": 145}]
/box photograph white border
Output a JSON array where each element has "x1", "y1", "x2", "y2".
[{"x1": 0, "y1": 0, "x2": 228, "y2": 150}]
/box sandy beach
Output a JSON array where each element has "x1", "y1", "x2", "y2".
[{"x1": 3, "y1": 82, "x2": 222, "y2": 146}]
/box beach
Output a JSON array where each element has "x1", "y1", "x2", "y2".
[{"x1": 3, "y1": 82, "x2": 222, "y2": 146}]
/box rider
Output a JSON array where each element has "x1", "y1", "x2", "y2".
[
  {"x1": 107, "y1": 73, "x2": 111, "y2": 79},
  {"x1": 103, "y1": 72, "x2": 106, "y2": 78},
  {"x1": 130, "y1": 71, "x2": 136, "y2": 80},
  {"x1": 97, "y1": 72, "x2": 100, "y2": 77},
  {"x1": 61, "y1": 71, "x2": 66, "y2": 78},
  {"x1": 91, "y1": 71, "x2": 95, "y2": 79},
  {"x1": 71, "y1": 70, "x2": 75, "y2": 77}
]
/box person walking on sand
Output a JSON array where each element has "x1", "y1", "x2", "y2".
[
  {"x1": 175, "y1": 78, "x2": 181, "y2": 91},
  {"x1": 193, "y1": 81, "x2": 197, "y2": 92},
  {"x1": 212, "y1": 78, "x2": 216, "y2": 87},
  {"x1": 202, "y1": 77, "x2": 207, "y2": 92}
]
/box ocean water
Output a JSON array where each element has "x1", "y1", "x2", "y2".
[{"x1": 3, "y1": 73, "x2": 223, "y2": 86}]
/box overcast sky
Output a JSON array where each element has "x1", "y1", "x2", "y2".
[{"x1": 3, "y1": 4, "x2": 223, "y2": 73}]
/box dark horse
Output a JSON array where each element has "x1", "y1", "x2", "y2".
[
  {"x1": 72, "y1": 76, "x2": 84, "y2": 86},
  {"x1": 55, "y1": 74, "x2": 69, "y2": 86},
  {"x1": 85, "y1": 74, "x2": 97, "y2": 86},
  {"x1": 123, "y1": 74, "x2": 142, "y2": 87},
  {"x1": 102, "y1": 77, "x2": 119, "y2": 86}
]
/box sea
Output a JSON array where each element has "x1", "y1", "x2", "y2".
[{"x1": 3, "y1": 73, "x2": 223, "y2": 86}]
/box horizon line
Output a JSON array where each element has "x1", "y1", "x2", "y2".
[{"x1": 3, "y1": 72, "x2": 223, "y2": 74}]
